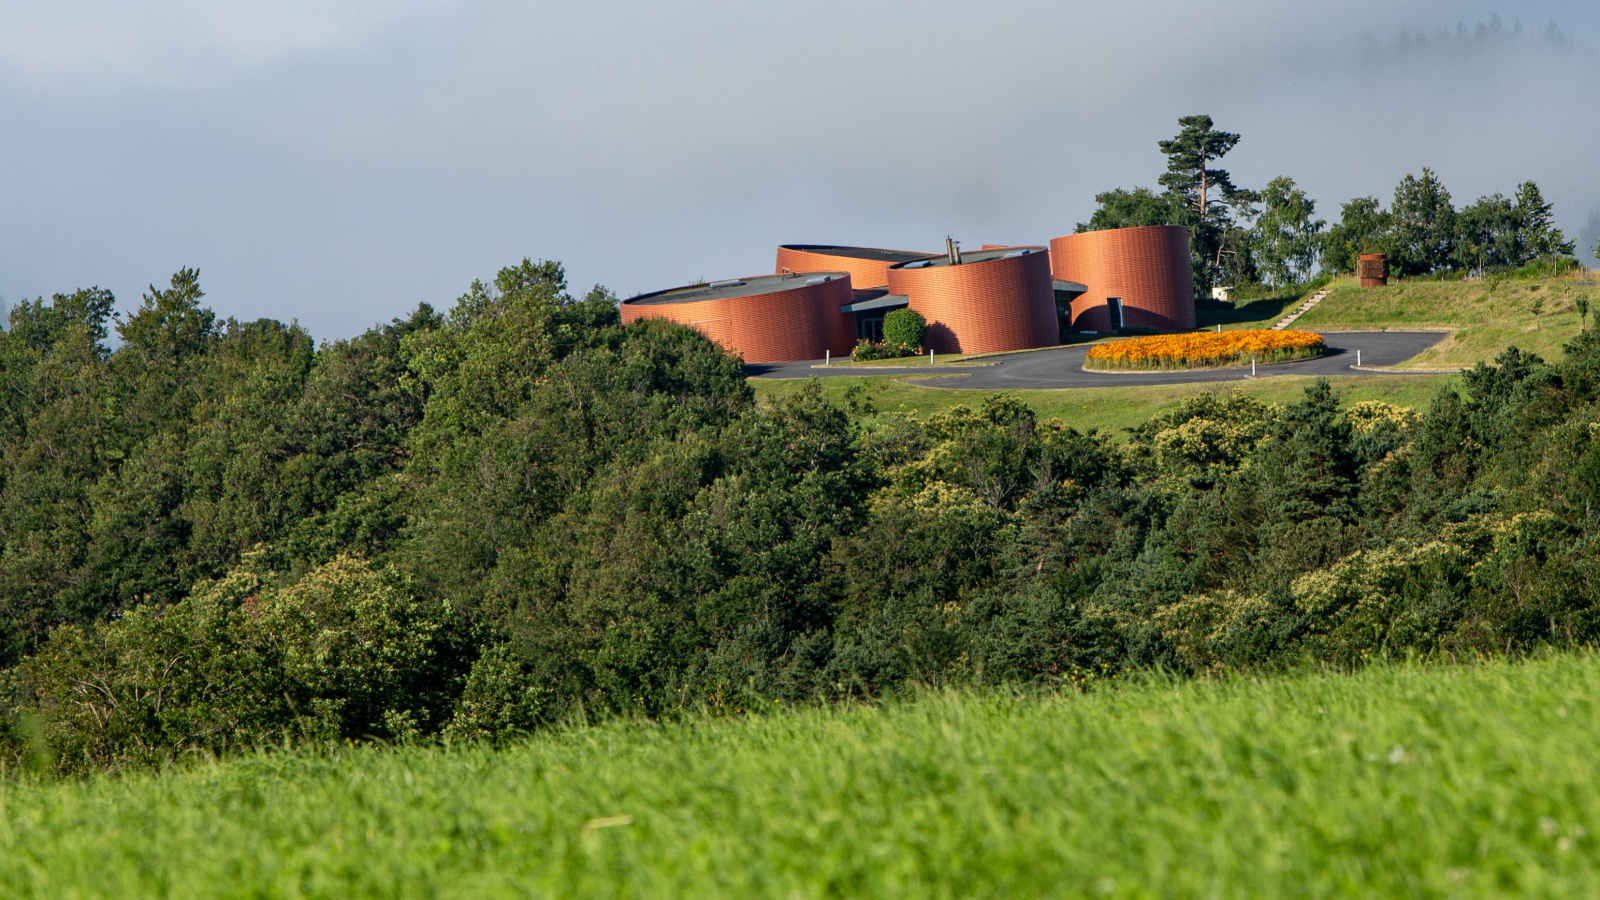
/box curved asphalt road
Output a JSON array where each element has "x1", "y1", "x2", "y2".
[{"x1": 744, "y1": 331, "x2": 1449, "y2": 389}]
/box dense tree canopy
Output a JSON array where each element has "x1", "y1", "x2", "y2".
[
  {"x1": 1076, "y1": 188, "x2": 1179, "y2": 233},
  {"x1": 1323, "y1": 197, "x2": 1394, "y2": 274},
  {"x1": 1081, "y1": 118, "x2": 1578, "y2": 291},
  {"x1": 5, "y1": 255, "x2": 1600, "y2": 775}
]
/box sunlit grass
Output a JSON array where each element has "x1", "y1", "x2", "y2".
[
  {"x1": 4, "y1": 654, "x2": 1600, "y2": 897},
  {"x1": 752, "y1": 373, "x2": 1457, "y2": 437},
  {"x1": 1298, "y1": 274, "x2": 1596, "y2": 368}
]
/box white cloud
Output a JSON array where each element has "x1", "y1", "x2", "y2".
[
  {"x1": 277, "y1": 0, "x2": 1600, "y2": 209},
  {"x1": 2, "y1": 0, "x2": 1599, "y2": 339}
]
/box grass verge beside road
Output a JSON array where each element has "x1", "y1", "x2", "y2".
[
  {"x1": 5, "y1": 654, "x2": 1600, "y2": 897},
  {"x1": 1297, "y1": 275, "x2": 1596, "y2": 369},
  {"x1": 753, "y1": 373, "x2": 1456, "y2": 436}
]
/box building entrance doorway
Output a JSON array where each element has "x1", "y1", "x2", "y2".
[{"x1": 857, "y1": 313, "x2": 886, "y2": 343}]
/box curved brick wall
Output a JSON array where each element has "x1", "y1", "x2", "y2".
[
  {"x1": 815, "y1": 281, "x2": 861, "y2": 358},
  {"x1": 619, "y1": 274, "x2": 854, "y2": 363},
  {"x1": 776, "y1": 245, "x2": 931, "y2": 290},
  {"x1": 1049, "y1": 225, "x2": 1194, "y2": 332},
  {"x1": 886, "y1": 248, "x2": 1059, "y2": 354}
]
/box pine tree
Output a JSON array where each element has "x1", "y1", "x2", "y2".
[
  {"x1": 1157, "y1": 115, "x2": 1258, "y2": 293},
  {"x1": 1512, "y1": 181, "x2": 1575, "y2": 263}
]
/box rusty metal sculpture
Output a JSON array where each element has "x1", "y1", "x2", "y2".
[{"x1": 1358, "y1": 254, "x2": 1388, "y2": 287}]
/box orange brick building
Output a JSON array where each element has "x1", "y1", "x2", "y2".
[
  {"x1": 620, "y1": 227, "x2": 1196, "y2": 363},
  {"x1": 618, "y1": 272, "x2": 855, "y2": 363},
  {"x1": 1048, "y1": 225, "x2": 1195, "y2": 332},
  {"x1": 886, "y1": 246, "x2": 1059, "y2": 354}
]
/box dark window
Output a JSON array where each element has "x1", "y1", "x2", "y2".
[
  {"x1": 1106, "y1": 297, "x2": 1124, "y2": 331},
  {"x1": 857, "y1": 313, "x2": 885, "y2": 343}
]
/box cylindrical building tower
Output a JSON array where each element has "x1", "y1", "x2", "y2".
[
  {"x1": 885, "y1": 246, "x2": 1059, "y2": 354},
  {"x1": 619, "y1": 272, "x2": 853, "y2": 363},
  {"x1": 1049, "y1": 225, "x2": 1194, "y2": 332},
  {"x1": 775, "y1": 244, "x2": 934, "y2": 289}
]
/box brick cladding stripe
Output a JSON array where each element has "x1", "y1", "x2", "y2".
[
  {"x1": 1049, "y1": 225, "x2": 1194, "y2": 332},
  {"x1": 817, "y1": 282, "x2": 860, "y2": 358},
  {"x1": 887, "y1": 251, "x2": 1059, "y2": 354},
  {"x1": 619, "y1": 276, "x2": 854, "y2": 363},
  {"x1": 775, "y1": 247, "x2": 921, "y2": 290}
]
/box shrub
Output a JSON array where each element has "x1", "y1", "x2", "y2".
[
  {"x1": 12, "y1": 555, "x2": 458, "y2": 775},
  {"x1": 1509, "y1": 257, "x2": 1582, "y2": 280},
  {"x1": 444, "y1": 644, "x2": 551, "y2": 742},
  {"x1": 882, "y1": 309, "x2": 926, "y2": 349},
  {"x1": 852, "y1": 339, "x2": 919, "y2": 361}
]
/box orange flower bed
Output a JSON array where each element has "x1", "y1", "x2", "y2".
[{"x1": 1085, "y1": 330, "x2": 1325, "y2": 370}]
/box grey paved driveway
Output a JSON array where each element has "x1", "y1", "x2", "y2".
[{"x1": 744, "y1": 331, "x2": 1449, "y2": 389}]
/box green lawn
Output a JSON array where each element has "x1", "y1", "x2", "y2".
[
  {"x1": 1296, "y1": 275, "x2": 1597, "y2": 369},
  {"x1": 6, "y1": 655, "x2": 1600, "y2": 897},
  {"x1": 757, "y1": 273, "x2": 1600, "y2": 432},
  {"x1": 1197, "y1": 290, "x2": 1309, "y2": 331},
  {"x1": 834, "y1": 336, "x2": 1105, "y2": 368},
  {"x1": 754, "y1": 373, "x2": 1457, "y2": 436},
  {"x1": 838, "y1": 292, "x2": 1307, "y2": 371}
]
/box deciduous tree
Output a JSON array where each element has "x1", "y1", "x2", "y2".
[
  {"x1": 1321, "y1": 197, "x2": 1393, "y2": 274},
  {"x1": 1253, "y1": 176, "x2": 1325, "y2": 286}
]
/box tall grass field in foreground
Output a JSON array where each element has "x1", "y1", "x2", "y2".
[{"x1": 4, "y1": 655, "x2": 1599, "y2": 898}]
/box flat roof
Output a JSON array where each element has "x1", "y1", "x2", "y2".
[
  {"x1": 889, "y1": 246, "x2": 1049, "y2": 270},
  {"x1": 780, "y1": 245, "x2": 934, "y2": 264},
  {"x1": 841, "y1": 294, "x2": 910, "y2": 314},
  {"x1": 624, "y1": 272, "x2": 849, "y2": 306}
]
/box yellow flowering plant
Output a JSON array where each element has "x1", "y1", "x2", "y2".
[{"x1": 1085, "y1": 329, "x2": 1325, "y2": 370}]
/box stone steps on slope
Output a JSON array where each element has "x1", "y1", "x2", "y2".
[{"x1": 1269, "y1": 289, "x2": 1331, "y2": 330}]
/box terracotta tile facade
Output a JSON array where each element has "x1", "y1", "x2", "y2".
[
  {"x1": 887, "y1": 248, "x2": 1059, "y2": 354},
  {"x1": 1049, "y1": 225, "x2": 1194, "y2": 332},
  {"x1": 619, "y1": 274, "x2": 854, "y2": 363},
  {"x1": 774, "y1": 245, "x2": 930, "y2": 289}
]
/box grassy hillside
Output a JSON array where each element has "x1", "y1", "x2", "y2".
[
  {"x1": 1198, "y1": 289, "x2": 1308, "y2": 330},
  {"x1": 1297, "y1": 274, "x2": 1598, "y2": 369},
  {"x1": 6, "y1": 655, "x2": 1600, "y2": 898},
  {"x1": 753, "y1": 372, "x2": 1455, "y2": 436},
  {"x1": 762, "y1": 273, "x2": 1600, "y2": 431}
]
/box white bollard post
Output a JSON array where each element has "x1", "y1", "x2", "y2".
[
  {"x1": 930, "y1": 349, "x2": 935, "y2": 365},
  {"x1": 1217, "y1": 324, "x2": 1221, "y2": 333},
  {"x1": 1357, "y1": 349, "x2": 1361, "y2": 368},
  {"x1": 825, "y1": 349, "x2": 830, "y2": 366},
  {"x1": 1251, "y1": 359, "x2": 1256, "y2": 377}
]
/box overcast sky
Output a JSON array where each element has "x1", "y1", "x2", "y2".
[{"x1": 4, "y1": 1, "x2": 1599, "y2": 340}]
